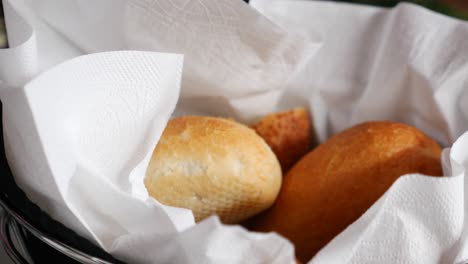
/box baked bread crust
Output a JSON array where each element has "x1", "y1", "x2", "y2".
[
  {"x1": 250, "y1": 121, "x2": 442, "y2": 262},
  {"x1": 253, "y1": 108, "x2": 314, "y2": 173},
  {"x1": 145, "y1": 116, "x2": 282, "y2": 224}
]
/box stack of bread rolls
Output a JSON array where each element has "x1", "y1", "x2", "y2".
[{"x1": 144, "y1": 108, "x2": 442, "y2": 263}]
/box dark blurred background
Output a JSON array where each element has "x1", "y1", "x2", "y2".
[{"x1": 0, "y1": 0, "x2": 468, "y2": 49}]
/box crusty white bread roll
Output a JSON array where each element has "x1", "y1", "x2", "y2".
[
  {"x1": 249, "y1": 121, "x2": 443, "y2": 262},
  {"x1": 145, "y1": 116, "x2": 282, "y2": 224}
]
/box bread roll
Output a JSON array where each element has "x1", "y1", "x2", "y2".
[
  {"x1": 249, "y1": 121, "x2": 442, "y2": 262},
  {"x1": 253, "y1": 108, "x2": 314, "y2": 173},
  {"x1": 145, "y1": 116, "x2": 282, "y2": 224}
]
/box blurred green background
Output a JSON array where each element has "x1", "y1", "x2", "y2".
[
  {"x1": 0, "y1": 1, "x2": 5, "y2": 49},
  {"x1": 0, "y1": 0, "x2": 467, "y2": 49},
  {"x1": 333, "y1": 0, "x2": 468, "y2": 19}
]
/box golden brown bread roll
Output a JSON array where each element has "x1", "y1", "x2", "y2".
[
  {"x1": 145, "y1": 116, "x2": 282, "y2": 224},
  {"x1": 253, "y1": 108, "x2": 314, "y2": 173},
  {"x1": 249, "y1": 121, "x2": 442, "y2": 262}
]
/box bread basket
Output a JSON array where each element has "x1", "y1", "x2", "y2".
[{"x1": 2, "y1": 0, "x2": 468, "y2": 263}]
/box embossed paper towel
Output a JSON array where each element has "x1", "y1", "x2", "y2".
[
  {"x1": 0, "y1": 0, "x2": 316, "y2": 263},
  {"x1": 250, "y1": 1, "x2": 468, "y2": 263}
]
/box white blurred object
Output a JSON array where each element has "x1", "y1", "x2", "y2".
[{"x1": 0, "y1": 0, "x2": 314, "y2": 263}]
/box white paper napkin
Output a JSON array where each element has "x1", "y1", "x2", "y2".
[
  {"x1": 250, "y1": 1, "x2": 468, "y2": 263},
  {"x1": 2, "y1": 0, "x2": 468, "y2": 263},
  {"x1": 0, "y1": 0, "x2": 315, "y2": 263}
]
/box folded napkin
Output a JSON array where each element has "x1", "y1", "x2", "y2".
[
  {"x1": 1, "y1": 0, "x2": 468, "y2": 263},
  {"x1": 0, "y1": 0, "x2": 315, "y2": 263}
]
